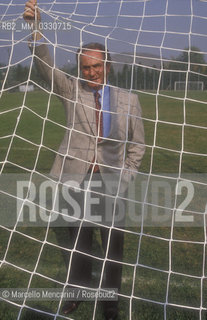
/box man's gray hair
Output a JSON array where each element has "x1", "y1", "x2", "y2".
[{"x1": 76, "y1": 42, "x2": 111, "y2": 65}]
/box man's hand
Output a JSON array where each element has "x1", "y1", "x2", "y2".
[
  {"x1": 23, "y1": 0, "x2": 42, "y2": 40},
  {"x1": 23, "y1": 0, "x2": 40, "y2": 22}
]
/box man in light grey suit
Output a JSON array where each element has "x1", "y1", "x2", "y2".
[{"x1": 24, "y1": 1, "x2": 145, "y2": 319}]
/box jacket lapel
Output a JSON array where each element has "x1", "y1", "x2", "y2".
[
  {"x1": 109, "y1": 87, "x2": 130, "y2": 141},
  {"x1": 78, "y1": 82, "x2": 97, "y2": 136},
  {"x1": 108, "y1": 86, "x2": 119, "y2": 138}
]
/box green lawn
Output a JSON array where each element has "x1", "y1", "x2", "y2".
[{"x1": 0, "y1": 90, "x2": 207, "y2": 319}]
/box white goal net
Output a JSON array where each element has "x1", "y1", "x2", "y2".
[{"x1": 0, "y1": 0, "x2": 207, "y2": 320}]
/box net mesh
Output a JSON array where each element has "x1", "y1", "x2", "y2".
[{"x1": 0, "y1": 0, "x2": 207, "y2": 319}]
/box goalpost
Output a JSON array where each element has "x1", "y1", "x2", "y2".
[
  {"x1": 0, "y1": 0, "x2": 207, "y2": 320},
  {"x1": 174, "y1": 81, "x2": 204, "y2": 91}
]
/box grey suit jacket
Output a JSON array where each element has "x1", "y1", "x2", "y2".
[{"x1": 33, "y1": 44, "x2": 145, "y2": 193}]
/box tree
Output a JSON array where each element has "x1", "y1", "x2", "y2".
[
  {"x1": 13, "y1": 64, "x2": 29, "y2": 82},
  {"x1": 108, "y1": 65, "x2": 116, "y2": 86},
  {"x1": 177, "y1": 46, "x2": 206, "y2": 72},
  {"x1": 0, "y1": 63, "x2": 6, "y2": 89},
  {"x1": 166, "y1": 46, "x2": 207, "y2": 89},
  {"x1": 121, "y1": 64, "x2": 129, "y2": 89}
]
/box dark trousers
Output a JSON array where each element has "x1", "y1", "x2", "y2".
[
  {"x1": 68, "y1": 225, "x2": 124, "y2": 291},
  {"x1": 54, "y1": 174, "x2": 126, "y2": 308}
]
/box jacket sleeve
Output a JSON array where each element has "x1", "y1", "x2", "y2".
[{"x1": 29, "y1": 43, "x2": 75, "y2": 100}]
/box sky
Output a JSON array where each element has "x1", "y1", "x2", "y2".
[{"x1": 0, "y1": 0, "x2": 207, "y2": 68}]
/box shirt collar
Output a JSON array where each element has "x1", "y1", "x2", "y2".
[{"x1": 93, "y1": 84, "x2": 110, "y2": 97}]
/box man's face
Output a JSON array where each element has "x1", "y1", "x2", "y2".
[{"x1": 80, "y1": 49, "x2": 110, "y2": 89}]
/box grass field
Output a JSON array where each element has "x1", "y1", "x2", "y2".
[{"x1": 0, "y1": 89, "x2": 207, "y2": 319}]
